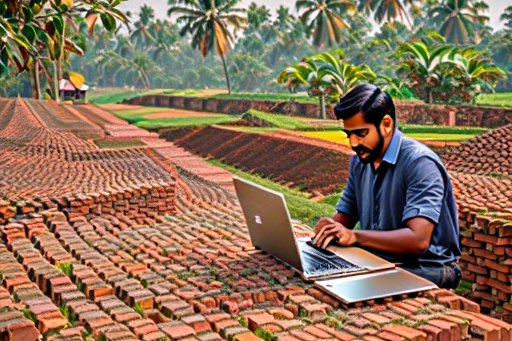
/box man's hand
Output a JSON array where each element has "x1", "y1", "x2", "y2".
[{"x1": 313, "y1": 218, "x2": 357, "y2": 249}]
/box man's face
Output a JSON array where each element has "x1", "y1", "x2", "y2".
[{"x1": 341, "y1": 112, "x2": 384, "y2": 164}]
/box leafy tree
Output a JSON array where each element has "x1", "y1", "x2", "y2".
[
  {"x1": 168, "y1": 0, "x2": 247, "y2": 94},
  {"x1": 296, "y1": 0, "x2": 356, "y2": 47},
  {"x1": 429, "y1": 0, "x2": 489, "y2": 44},
  {"x1": 0, "y1": 0, "x2": 128, "y2": 100}
]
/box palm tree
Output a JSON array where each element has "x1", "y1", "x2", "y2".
[
  {"x1": 296, "y1": 0, "x2": 356, "y2": 47},
  {"x1": 396, "y1": 36, "x2": 455, "y2": 103},
  {"x1": 501, "y1": 5, "x2": 512, "y2": 31},
  {"x1": 429, "y1": 0, "x2": 489, "y2": 44},
  {"x1": 168, "y1": 0, "x2": 246, "y2": 94},
  {"x1": 278, "y1": 59, "x2": 332, "y2": 118},
  {"x1": 247, "y1": 3, "x2": 271, "y2": 30},
  {"x1": 131, "y1": 5, "x2": 157, "y2": 48},
  {"x1": 358, "y1": 0, "x2": 417, "y2": 26}
]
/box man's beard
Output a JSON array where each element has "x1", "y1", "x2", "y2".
[{"x1": 352, "y1": 130, "x2": 384, "y2": 164}]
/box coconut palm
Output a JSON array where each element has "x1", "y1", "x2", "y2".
[
  {"x1": 358, "y1": 0, "x2": 417, "y2": 26},
  {"x1": 168, "y1": 0, "x2": 247, "y2": 94},
  {"x1": 131, "y1": 5, "x2": 157, "y2": 48},
  {"x1": 296, "y1": 0, "x2": 356, "y2": 47},
  {"x1": 429, "y1": 0, "x2": 489, "y2": 44},
  {"x1": 501, "y1": 6, "x2": 512, "y2": 31},
  {"x1": 247, "y1": 3, "x2": 271, "y2": 30}
]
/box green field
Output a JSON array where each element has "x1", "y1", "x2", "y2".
[
  {"x1": 474, "y1": 92, "x2": 512, "y2": 108},
  {"x1": 208, "y1": 160, "x2": 336, "y2": 226},
  {"x1": 88, "y1": 88, "x2": 201, "y2": 104},
  {"x1": 135, "y1": 115, "x2": 239, "y2": 129},
  {"x1": 210, "y1": 92, "x2": 317, "y2": 104}
]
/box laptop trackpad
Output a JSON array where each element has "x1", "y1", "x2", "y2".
[{"x1": 315, "y1": 268, "x2": 437, "y2": 304}]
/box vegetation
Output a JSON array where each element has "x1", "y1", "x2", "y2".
[
  {"x1": 168, "y1": 0, "x2": 246, "y2": 94},
  {"x1": 94, "y1": 140, "x2": 146, "y2": 149},
  {"x1": 474, "y1": 92, "x2": 512, "y2": 108},
  {"x1": 0, "y1": 0, "x2": 128, "y2": 101},
  {"x1": 208, "y1": 159, "x2": 336, "y2": 226},
  {"x1": 242, "y1": 109, "x2": 311, "y2": 130},
  {"x1": 395, "y1": 34, "x2": 506, "y2": 104}
]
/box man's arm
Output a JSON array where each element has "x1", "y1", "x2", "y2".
[
  {"x1": 313, "y1": 216, "x2": 434, "y2": 252},
  {"x1": 315, "y1": 156, "x2": 444, "y2": 252}
]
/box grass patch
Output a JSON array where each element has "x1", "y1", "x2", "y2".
[
  {"x1": 243, "y1": 109, "x2": 311, "y2": 130},
  {"x1": 405, "y1": 133, "x2": 476, "y2": 142},
  {"x1": 115, "y1": 106, "x2": 171, "y2": 116},
  {"x1": 207, "y1": 160, "x2": 336, "y2": 227},
  {"x1": 474, "y1": 92, "x2": 512, "y2": 108},
  {"x1": 210, "y1": 92, "x2": 318, "y2": 104},
  {"x1": 135, "y1": 115, "x2": 239, "y2": 129},
  {"x1": 399, "y1": 124, "x2": 488, "y2": 135},
  {"x1": 88, "y1": 88, "x2": 201, "y2": 104},
  {"x1": 318, "y1": 192, "x2": 343, "y2": 206},
  {"x1": 455, "y1": 279, "x2": 472, "y2": 295},
  {"x1": 94, "y1": 140, "x2": 146, "y2": 149}
]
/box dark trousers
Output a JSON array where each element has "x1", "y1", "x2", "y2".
[{"x1": 399, "y1": 262, "x2": 461, "y2": 289}]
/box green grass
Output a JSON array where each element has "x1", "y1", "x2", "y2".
[
  {"x1": 88, "y1": 88, "x2": 201, "y2": 104},
  {"x1": 318, "y1": 192, "x2": 343, "y2": 206},
  {"x1": 210, "y1": 92, "x2": 318, "y2": 104},
  {"x1": 399, "y1": 124, "x2": 489, "y2": 135},
  {"x1": 208, "y1": 160, "x2": 336, "y2": 227},
  {"x1": 474, "y1": 92, "x2": 512, "y2": 108},
  {"x1": 94, "y1": 140, "x2": 146, "y2": 149},
  {"x1": 114, "y1": 106, "x2": 171, "y2": 116},
  {"x1": 405, "y1": 133, "x2": 476, "y2": 142},
  {"x1": 243, "y1": 109, "x2": 312, "y2": 130},
  {"x1": 135, "y1": 115, "x2": 239, "y2": 129}
]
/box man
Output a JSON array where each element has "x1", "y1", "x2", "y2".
[{"x1": 313, "y1": 83, "x2": 461, "y2": 289}]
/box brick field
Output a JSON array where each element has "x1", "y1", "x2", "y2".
[
  {"x1": 162, "y1": 125, "x2": 512, "y2": 319},
  {"x1": 0, "y1": 97, "x2": 511, "y2": 340}
]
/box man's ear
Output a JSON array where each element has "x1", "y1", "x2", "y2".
[{"x1": 380, "y1": 115, "x2": 393, "y2": 136}]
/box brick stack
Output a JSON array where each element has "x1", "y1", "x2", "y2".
[
  {"x1": 458, "y1": 209, "x2": 512, "y2": 316},
  {"x1": 443, "y1": 124, "x2": 512, "y2": 177}
]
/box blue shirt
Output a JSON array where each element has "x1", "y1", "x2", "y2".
[{"x1": 336, "y1": 130, "x2": 461, "y2": 266}]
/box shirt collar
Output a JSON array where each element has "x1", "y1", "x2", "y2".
[{"x1": 382, "y1": 129, "x2": 403, "y2": 166}]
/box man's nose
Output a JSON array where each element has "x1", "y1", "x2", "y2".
[{"x1": 349, "y1": 135, "x2": 359, "y2": 148}]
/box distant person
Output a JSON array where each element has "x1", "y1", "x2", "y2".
[{"x1": 313, "y1": 83, "x2": 461, "y2": 289}]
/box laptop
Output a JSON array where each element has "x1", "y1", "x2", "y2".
[{"x1": 233, "y1": 176, "x2": 437, "y2": 303}]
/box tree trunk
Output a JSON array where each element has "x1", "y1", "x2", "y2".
[
  {"x1": 428, "y1": 88, "x2": 433, "y2": 104},
  {"x1": 220, "y1": 53, "x2": 231, "y2": 95},
  {"x1": 32, "y1": 59, "x2": 42, "y2": 99},
  {"x1": 319, "y1": 94, "x2": 326, "y2": 119},
  {"x1": 53, "y1": 62, "x2": 60, "y2": 102}
]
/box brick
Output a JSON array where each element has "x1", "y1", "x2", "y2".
[{"x1": 382, "y1": 324, "x2": 427, "y2": 341}]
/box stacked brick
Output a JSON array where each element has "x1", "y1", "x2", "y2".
[
  {"x1": 443, "y1": 124, "x2": 512, "y2": 177},
  {"x1": 0, "y1": 186, "x2": 509, "y2": 340},
  {"x1": 161, "y1": 126, "x2": 353, "y2": 195},
  {"x1": 458, "y1": 210, "x2": 512, "y2": 316},
  {"x1": 0, "y1": 98, "x2": 177, "y2": 219}
]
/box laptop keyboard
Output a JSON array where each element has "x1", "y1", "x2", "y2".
[{"x1": 301, "y1": 241, "x2": 362, "y2": 277}]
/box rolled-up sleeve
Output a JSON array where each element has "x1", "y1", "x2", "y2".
[
  {"x1": 336, "y1": 157, "x2": 358, "y2": 219},
  {"x1": 402, "y1": 157, "x2": 444, "y2": 224}
]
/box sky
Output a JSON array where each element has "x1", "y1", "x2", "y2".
[{"x1": 118, "y1": 0, "x2": 510, "y2": 32}]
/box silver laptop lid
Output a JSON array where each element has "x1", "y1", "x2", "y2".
[{"x1": 233, "y1": 176, "x2": 304, "y2": 272}]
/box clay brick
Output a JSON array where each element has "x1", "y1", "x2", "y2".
[{"x1": 382, "y1": 324, "x2": 427, "y2": 341}]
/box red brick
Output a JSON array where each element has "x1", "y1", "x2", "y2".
[
  {"x1": 382, "y1": 324, "x2": 427, "y2": 341},
  {"x1": 246, "y1": 313, "x2": 275, "y2": 331},
  {"x1": 233, "y1": 332, "x2": 264, "y2": 341}
]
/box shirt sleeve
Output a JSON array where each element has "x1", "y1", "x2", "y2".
[
  {"x1": 402, "y1": 157, "x2": 445, "y2": 224},
  {"x1": 336, "y1": 157, "x2": 358, "y2": 219}
]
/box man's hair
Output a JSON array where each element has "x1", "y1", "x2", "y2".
[{"x1": 333, "y1": 83, "x2": 396, "y2": 126}]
